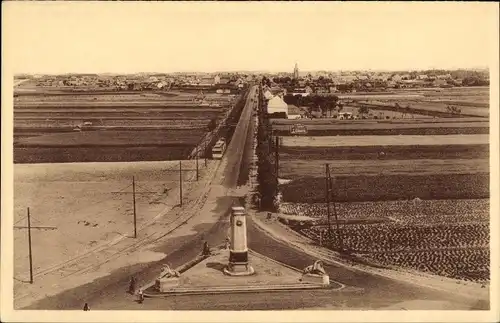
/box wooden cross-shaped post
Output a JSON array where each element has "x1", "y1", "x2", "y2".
[{"x1": 14, "y1": 208, "x2": 58, "y2": 284}]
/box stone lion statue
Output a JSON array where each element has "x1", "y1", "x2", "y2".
[
  {"x1": 303, "y1": 260, "x2": 326, "y2": 276},
  {"x1": 159, "y1": 265, "x2": 180, "y2": 279}
]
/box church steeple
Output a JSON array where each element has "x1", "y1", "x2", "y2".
[{"x1": 293, "y1": 62, "x2": 299, "y2": 79}]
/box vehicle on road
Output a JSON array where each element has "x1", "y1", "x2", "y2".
[{"x1": 212, "y1": 138, "x2": 226, "y2": 159}]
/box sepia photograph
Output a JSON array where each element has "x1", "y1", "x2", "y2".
[{"x1": 1, "y1": 1, "x2": 499, "y2": 322}]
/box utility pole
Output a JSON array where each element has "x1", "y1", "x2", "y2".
[
  {"x1": 204, "y1": 141, "x2": 207, "y2": 167},
  {"x1": 325, "y1": 164, "x2": 332, "y2": 242},
  {"x1": 330, "y1": 175, "x2": 343, "y2": 252},
  {"x1": 196, "y1": 151, "x2": 199, "y2": 181},
  {"x1": 179, "y1": 161, "x2": 183, "y2": 206},
  {"x1": 27, "y1": 207, "x2": 33, "y2": 284},
  {"x1": 132, "y1": 176, "x2": 137, "y2": 238},
  {"x1": 275, "y1": 136, "x2": 279, "y2": 181}
]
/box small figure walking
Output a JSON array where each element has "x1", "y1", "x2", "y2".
[
  {"x1": 128, "y1": 276, "x2": 136, "y2": 294},
  {"x1": 137, "y1": 289, "x2": 144, "y2": 304},
  {"x1": 202, "y1": 241, "x2": 211, "y2": 256},
  {"x1": 83, "y1": 303, "x2": 90, "y2": 311}
]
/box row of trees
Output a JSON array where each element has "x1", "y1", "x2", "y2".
[{"x1": 256, "y1": 83, "x2": 278, "y2": 211}]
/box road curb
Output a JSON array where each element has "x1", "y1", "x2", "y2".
[{"x1": 143, "y1": 283, "x2": 330, "y2": 298}]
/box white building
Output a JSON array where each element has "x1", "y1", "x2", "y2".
[
  {"x1": 267, "y1": 96, "x2": 288, "y2": 117},
  {"x1": 263, "y1": 90, "x2": 274, "y2": 100}
]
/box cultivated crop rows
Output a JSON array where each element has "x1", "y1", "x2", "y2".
[
  {"x1": 302, "y1": 222, "x2": 489, "y2": 251},
  {"x1": 280, "y1": 174, "x2": 490, "y2": 203},
  {"x1": 280, "y1": 199, "x2": 489, "y2": 224},
  {"x1": 365, "y1": 249, "x2": 490, "y2": 282},
  {"x1": 299, "y1": 222, "x2": 489, "y2": 282}
]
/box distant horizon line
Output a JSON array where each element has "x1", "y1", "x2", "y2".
[{"x1": 14, "y1": 66, "x2": 490, "y2": 76}]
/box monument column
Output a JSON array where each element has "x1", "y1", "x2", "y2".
[{"x1": 224, "y1": 206, "x2": 255, "y2": 276}]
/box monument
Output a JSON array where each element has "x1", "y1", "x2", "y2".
[{"x1": 223, "y1": 206, "x2": 255, "y2": 276}]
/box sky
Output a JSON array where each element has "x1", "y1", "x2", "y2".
[{"x1": 3, "y1": 2, "x2": 498, "y2": 74}]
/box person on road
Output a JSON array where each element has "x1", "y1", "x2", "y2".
[
  {"x1": 128, "y1": 276, "x2": 136, "y2": 294},
  {"x1": 202, "y1": 241, "x2": 211, "y2": 256},
  {"x1": 137, "y1": 289, "x2": 144, "y2": 304},
  {"x1": 83, "y1": 303, "x2": 90, "y2": 311}
]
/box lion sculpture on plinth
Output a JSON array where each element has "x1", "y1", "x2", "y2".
[
  {"x1": 303, "y1": 260, "x2": 326, "y2": 276},
  {"x1": 159, "y1": 265, "x2": 180, "y2": 279}
]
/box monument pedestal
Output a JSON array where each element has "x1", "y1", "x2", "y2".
[
  {"x1": 300, "y1": 273, "x2": 330, "y2": 285},
  {"x1": 156, "y1": 277, "x2": 181, "y2": 292},
  {"x1": 224, "y1": 262, "x2": 255, "y2": 276}
]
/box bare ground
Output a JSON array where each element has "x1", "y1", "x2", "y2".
[{"x1": 13, "y1": 160, "x2": 217, "y2": 306}]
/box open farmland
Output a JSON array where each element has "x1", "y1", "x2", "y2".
[
  {"x1": 280, "y1": 173, "x2": 489, "y2": 203},
  {"x1": 362, "y1": 100, "x2": 489, "y2": 118},
  {"x1": 14, "y1": 129, "x2": 205, "y2": 163},
  {"x1": 13, "y1": 160, "x2": 214, "y2": 286},
  {"x1": 275, "y1": 86, "x2": 490, "y2": 283},
  {"x1": 280, "y1": 159, "x2": 489, "y2": 177},
  {"x1": 280, "y1": 144, "x2": 489, "y2": 160},
  {"x1": 352, "y1": 87, "x2": 490, "y2": 118},
  {"x1": 281, "y1": 199, "x2": 489, "y2": 282},
  {"x1": 16, "y1": 130, "x2": 205, "y2": 147},
  {"x1": 271, "y1": 118, "x2": 489, "y2": 136},
  {"x1": 13, "y1": 89, "x2": 241, "y2": 163},
  {"x1": 281, "y1": 134, "x2": 488, "y2": 147}
]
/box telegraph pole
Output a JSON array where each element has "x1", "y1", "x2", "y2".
[
  {"x1": 325, "y1": 165, "x2": 332, "y2": 241},
  {"x1": 27, "y1": 207, "x2": 33, "y2": 284},
  {"x1": 275, "y1": 136, "x2": 279, "y2": 181},
  {"x1": 196, "y1": 151, "x2": 199, "y2": 181},
  {"x1": 205, "y1": 142, "x2": 208, "y2": 167},
  {"x1": 132, "y1": 176, "x2": 137, "y2": 238},
  {"x1": 330, "y1": 175, "x2": 344, "y2": 251},
  {"x1": 179, "y1": 161, "x2": 183, "y2": 206}
]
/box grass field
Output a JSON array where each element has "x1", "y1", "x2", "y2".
[
  {"x1": 281, "y1": 135, "x2": 489, "y2": 147},
  {"x1": 13, "y1": 160, "x2": 211, "y2": 283},
  {"x1": 280, "y1": 159, "x2": 489, "y2": 177},
  {"x1": 13, "y1": 89, "x2": 240, "y2": 163},
  {"x1": 280, "y1": 173, "x2": 489, "y2": 203},
  {"x1": 363, "y1": 100, "x2": 489, "y2": 118},
  {"x1": 271, "y1": 118, "x2": 489, "y2": 136},
  {"x1": 16, "y1": 129, "x2": 205, "y2": 147},
  {"x1": 14, "y1": 146, "x2": 194, "y2": 163},
  {"x1": 280, "y1": 144, "x2": 489, "y2": 160}
]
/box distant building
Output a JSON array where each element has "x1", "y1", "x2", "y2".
[
  {"x1": 263, "y1": 90, "x2": 274, "y2": 100},
  {"x1": 391, "y1": 74, "x2": 402, "y2": 82},
  {"x1": 433, "y1": 79, "x2": 447, "y2": 87},
  {"x1": 293, "y1": 63, "x2": 299, "y2": 80},
  {"x1": 218, "y1": 76, "x2": 231, "y2": 84},
  {"x1": 199, "y1": 76, "x2": 215, "y2": 86},
  {"x1": 291, "y1": 88, "x2": 311, "y2": 97},
  {"x1": 267, "y1": 95, "x2": 288, "y2": 117},
  {"x1": 287, "y1": 104, "x2": 303, "y2": 119}
]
